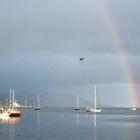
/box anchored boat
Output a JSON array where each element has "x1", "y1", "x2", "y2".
[
  {"x1": 86, "y1": 85, "x2": 102, "y2": 113},
  {"x1": 75, "y1": 96, "x2": 80, "y2": 110},
  {"x1": 34, "y1": 95, "x2": 41, "y2": 110},
  {"x1": 130, "y1": 107, "x2": 136, "y2": 111}
]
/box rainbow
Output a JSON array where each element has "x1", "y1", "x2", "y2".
[{"x1": 98, "y1": 0, "x2": 139, "y2": 107}]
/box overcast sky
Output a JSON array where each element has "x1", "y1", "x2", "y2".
[{"x1": 0, "y1": 0, "x2": 140, "y2": 107}]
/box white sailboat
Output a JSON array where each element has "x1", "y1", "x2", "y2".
[
  {"x1": 86, "y1": 85, "x2": 102, "y2": 113},
  {"x1": 75, "y1": 96, "x2": 80, "y2": 110},
  {"x1": 34, "y1": 95, "x2": 41, "y2": 110},
  {"x1": 130, "y1": 107, "x2": 136, "y2": 111}
]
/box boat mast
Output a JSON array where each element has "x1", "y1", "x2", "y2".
[
  {"x1": 9, "y1": 89, "x2": 12, "y2": 108},
  {"x1": 76, "y1": 96, "x2": 79, "y2": 109},
  {"x1": 38, "y1": 95, "x2": 40, "y2": 108},
  {"x1": 94, "y1": 85, "x2": 96, "y2": 110},
  {"x1": 13, "y1": 89, "x2": 15, "y2": 105}
]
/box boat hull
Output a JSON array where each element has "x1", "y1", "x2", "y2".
[
  {"x1": 9, "y1": 113, "x2": 21, "y2": 117},
  {"x1": 130, "y1": 107, "x2": 136, "y2": 111},
  {"x1": 75, "y1": 108, "x2": 80, "y2": 110},
  {"x1": 87, "y1": 108, "x2": 102, "y2": 113},
  {"x1": 8, "y1": 110, "x2": 21, "y2": 117},
  {"x1": 34, "y1": 107, "x2": 40, "y2": 110}
]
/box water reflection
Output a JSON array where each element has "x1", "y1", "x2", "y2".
[
  {"x1": 76, "y1": 113, "x2": 79, "y2": 127},
  {"x1": 0, "y1": 117, "x2": 20, "y2": 124},
  {"x1": 93, "y1": 114, "x2": 96, "y2": 128},
  {"x1": 37, "y1": 111, "x2": 40, "y2": 126},
  {"x1": 127, "y1": 116, "x2": 139, "y2": 140},
  {"x1": 93, "y1": 114, "x2": 97, "y2": 140},
  {"x1": 8, "y1": 124, "x2": 15, "y2": 140},
  {"x1": 36, "y1": 111, "x2": 40, "y2": 139},
  {"x1": 5, "y1": 117, "x2": 20, "y2": 140}
]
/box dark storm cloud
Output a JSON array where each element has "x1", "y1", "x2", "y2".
[{"x1": 0, "y1": 0, "x2": 140, "y2": 107}]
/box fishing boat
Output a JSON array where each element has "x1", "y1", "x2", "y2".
[
  {"x1": 75, "y1": 97, "x2": 80, "y2": 110},
  {"x1": 86, "y1": 85, "x2": 102, "y2": 113},
  {"x1": 34, "y1": 95, "x2": 41, "y2": 110}
]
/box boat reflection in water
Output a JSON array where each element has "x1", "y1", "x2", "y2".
[{"x1": 0, "y1": 116, "x2": 20, "y2": 124}]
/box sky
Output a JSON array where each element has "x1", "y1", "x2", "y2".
[{"x1": 0, "y1": 0, "x2": 140, "y2": 107}]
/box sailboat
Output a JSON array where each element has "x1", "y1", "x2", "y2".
[
  {"x1": 75, "y1": 97, "x2": 80, "y2": 110},
  {"x1": 86, "y1": 85, "x2": 102, "y2": 113},
  {"x1": 130, "y1": 107, "x2": 136, "y2": 111},
  {"x1": 8, "y1": 89, "x2": 21, "y2": 117},
  {"x1": 34, "y1": 95, "x2": 41, "y2": 110}
]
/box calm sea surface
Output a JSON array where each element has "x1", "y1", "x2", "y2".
[{"x1": 0, "y1": 108, "x2": 140, "y2": 140}]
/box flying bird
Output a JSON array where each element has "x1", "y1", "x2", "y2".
[{"x1": 79, "y1": 57, "x2": 85, "y2": 61}]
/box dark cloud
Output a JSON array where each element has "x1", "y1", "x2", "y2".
[
  {"x1": 0, "y1": 0, "x2": 140, "y2": 55},
  {"x1": 0, "y1": 0, "x2": 140, "y2": 107}
]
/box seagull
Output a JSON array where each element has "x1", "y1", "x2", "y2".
[{"x1": 79, "y1": 57, "x2": 85, "y2": 61}]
